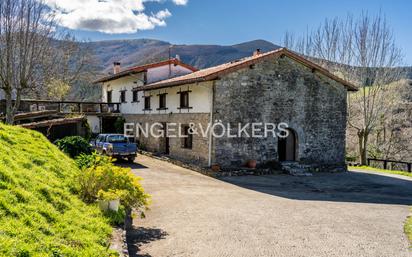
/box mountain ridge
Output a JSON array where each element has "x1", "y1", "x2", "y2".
[
  {"x1": 83, "y1": 39, "x2": 282, "y2": 73},
  {"x1": 84, "y1": 38, "x2": 412, "y2": 78}
]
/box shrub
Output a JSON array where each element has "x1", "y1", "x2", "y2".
[
  {"x1": 55, "y1": 136, "x2": 92, "y2": 158},
  {"x1": 75, "y1": 152, "x2": 113, "y2": 170},
  {"x1": 98, "y1": 189, "x2": 125, "y2": 201},
  {"x1": 75, "y1": 152, "x2": 150, "y2": 223},
  {"x1": 76, "y1": 162, "x2": 150, "y2": 212},
  {"x1": 81, "y1": 119, "x2": 92, "y2": 141},
  {"x1": 345, "y1": 150, "x2": 358, "y2": 162},
  {"x1": 345, "y1": 155, "x2": 357, "y2": 162}
]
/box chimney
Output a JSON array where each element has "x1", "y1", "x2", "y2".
[
  {"x1": 113, "y1": 62, "x2": 121, "y2": 74},
  {"x1": 253, "y1": 48, "x2": 261, "y2": 56}
]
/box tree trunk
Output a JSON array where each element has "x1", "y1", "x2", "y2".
[
  {"x1": 357, "y1": 129, "x2": 369, "y2": 165},
  {"x1": 5, "y1": 92, "x2": 14, "y2": 124},
  {"x1": 362, "y1": 131, "x2": 369, "y2": 165}
]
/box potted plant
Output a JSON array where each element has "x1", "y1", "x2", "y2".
[
  {"x1": 98, "y1": 190, "x2": 123, "y2": 212},
  {"x1": 246, "y1": 159, "x2": 257, "y2": 169},
  {"x1": 211, "y1": 164, "x2": 221, "y2": 172}
]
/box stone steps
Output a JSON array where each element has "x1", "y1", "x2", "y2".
[{"x1": 281, "y1": 161, "x2": 313, "y2": 176}]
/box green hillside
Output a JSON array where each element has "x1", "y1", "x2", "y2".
[{"x1": 0, "y1": 124, "x2": 113, "y2": 256}]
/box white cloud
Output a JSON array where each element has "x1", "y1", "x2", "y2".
[
  {"x1": 155, "y1": 9, "x2": 172, "y2": 20},
  {"x1": 172, "y1": 0, "x2": 188, "y2": 5},
  {"x1": 43, "y1": 0, "x2": 185, "y2": 34}
]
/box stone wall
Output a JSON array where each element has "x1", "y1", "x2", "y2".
[
  {"x1": 212, "y1": 55, "x2": 348, "y2": 170},
  {"x1": 123, "y1": 113, "x2": 210, "y2": 166}
]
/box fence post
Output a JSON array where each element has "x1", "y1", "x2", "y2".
[
  {"x1": 383, "y1": 160, "x2": 388, "y2": 170},
  {"x1": 367, "y1": 158, "x2": 370, "y2": 166},
  {"x1": 408, "y1": 163, "x2": 411, "y2": 173}
]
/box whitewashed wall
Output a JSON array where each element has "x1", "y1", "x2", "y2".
[
  {"x1": 140, "y1": 81, "x2": 213, "y2": 114},
  {"x1": 102, "y1": 75, "x2": 142, "y2": 114},
  {"x1": 102, "y1": 78, "x2": 213, "y2": 114},
  {"x1": 101, "y1": 63, "x2": 212, "y2": 115},
  {"x1": 86, "y1": 115, "x2": 101, "y2": 133}
]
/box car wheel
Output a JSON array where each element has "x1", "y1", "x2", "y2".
[{"x1": 127, "y1": 157, "x2": 135, "y2": 163}]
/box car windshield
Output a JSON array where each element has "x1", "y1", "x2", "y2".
[{"x1": 107, "y1": 135, "x2": 128, "y2": 143}]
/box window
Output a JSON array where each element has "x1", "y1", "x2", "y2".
[
  {"x1": 96, "y1": 135, "x2": 107, "y2": 143},
  {"x1": 181, "y1": 125, "x2": 193, "y2": 149},
  {"x1": 144, "y1": 96, "x2": 151, "y2": 110},
  {"x1": 107, "y1": 91, "x2": 112, "y2": 103},
  {"x1": 158, "y1": 93, "x2": 167, "y2": 110},
  {"x1": 120, "y1": 90, "x2": 126, "y2": 103},
  {"x1": 132, "y1": 90, "x2": 138, "y2": 102},
  {"x1": 107, "y1": 135, "x2": 128, "y2": 143},
  {"x1": 179, "y1": 91, "x2": 190, "y2": 108}
]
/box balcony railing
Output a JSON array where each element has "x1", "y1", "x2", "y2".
[{"x1": 0, "y1": 99, "x2": 121, "y2": 115}]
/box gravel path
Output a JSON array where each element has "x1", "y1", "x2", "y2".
[{"x1": 127, "y1": 155, "x2": 412, "y2": 257}]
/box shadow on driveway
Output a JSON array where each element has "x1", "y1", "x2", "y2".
[
  {"x1": 127, "y1": 227, "x2": 168, "y2": 257},
  {"x1": 116, "y1": 159, "x2": 149, "y2": 170},
  {"x1": 125, "y1": 211, "x2": 168, "y2": 257},
  {"x1": 219, "y1": 171, "x2": 412, "y2": 205}
]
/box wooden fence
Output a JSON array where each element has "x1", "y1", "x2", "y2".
[
  {"x1": 367, "y1": 158, "x2": 412, "y2": 173},
  {"x1": 0, "y1": 99, "x2": 121, "y2": 115}
]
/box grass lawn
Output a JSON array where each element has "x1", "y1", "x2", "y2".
[
  {"x1": 349, "y1": 165, "x2": 412, "y2": 178},
  {"x1": 405, "y1": 211, "x2": 412, "y2": 248},
  {"x1": 0, "y1": 123, "x2": 114, "y2": 256}
]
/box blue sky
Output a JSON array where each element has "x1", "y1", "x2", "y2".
[{"x1": 56, "y1": 0, "x2": 412, "y2": 65}]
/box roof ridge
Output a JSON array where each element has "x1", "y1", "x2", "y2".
[
  {"x1": 93, "y1": 58, "x2": 198, "y2": 83},
  {"x1": 137, "y1": 48, "x2": 357, "y2": 91},
  {"x1": 124, "y1": 58, "x2": 177, "y2": 72}
]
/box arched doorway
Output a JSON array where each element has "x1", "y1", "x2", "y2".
[{"x1": 278, "y1": 128, "x2": 297, "y2": 162}]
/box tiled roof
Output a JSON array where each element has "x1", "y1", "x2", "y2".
[
  {"x1": 137, "y1": 48, "x2": 358, "y2": 91},
  {"x1": 93, "y1": 58, "x2": 198, "y2": 83}
]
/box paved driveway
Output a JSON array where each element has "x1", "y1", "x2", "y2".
[{"x1": 127, "y1": 155, "x2": 412, "y2": 257}]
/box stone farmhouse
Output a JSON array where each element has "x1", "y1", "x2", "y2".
[{"x1": 95, "y1": 48, "x2": 357, "y2": 171}]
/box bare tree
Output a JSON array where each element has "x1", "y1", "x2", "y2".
[
  {"x1": 370, "y1": 80, "x2": 412, "y2": 161},
  {"x1": 283, "y1": 12, "x2": 404, "y2": 165},
  {"x1": 43, "y1": 36, "x2": 96, "y2": 101},
  {"x1": 0, "y1": 0, "x2": 90, "y2": 123},
  {"x1": 0, "y1": 0, "x2": 54, "y2": 123}
]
